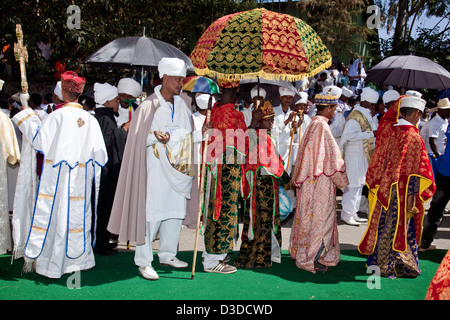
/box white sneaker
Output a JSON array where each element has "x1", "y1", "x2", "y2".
[
  {"x1": 160, "y1": 257, "x2": 188, "y2": 269},
  {"x1": 138, "y1": 265, "x2": 159, "y2": 280},
  {"x1": 354, "y1": 214, "x2": 368, "y2": 223},
  {"x1": 204, "y1": 262, "x2": 237, "y2": 274},
  {"x1": 342, "y1": 216, "x2": 361, "y2": 226}
]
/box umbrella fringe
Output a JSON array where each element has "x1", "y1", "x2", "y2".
[{"x1": 193, "y1": 58, "x2": 332, "y2": 83}]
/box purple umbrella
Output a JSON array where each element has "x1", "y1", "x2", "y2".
[{"x1": 365, "y1": 55, "x2": 450, "y2": 90}]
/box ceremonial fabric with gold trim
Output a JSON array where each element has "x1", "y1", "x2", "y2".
[
  {"x1": 358, "y1": 97, "x2": 435, "y2": 255},
  {"x1": 190, "y1": 8, "x2": 332, "y2": 82}
]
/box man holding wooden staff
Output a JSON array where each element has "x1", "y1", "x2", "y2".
[{"x1": 108, "y1": 57, "x2": 210, "y2": 281}]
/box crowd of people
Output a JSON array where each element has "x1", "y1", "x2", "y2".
[{"x1": 0, "y1": 57, "x2": 448, "y2": 291}]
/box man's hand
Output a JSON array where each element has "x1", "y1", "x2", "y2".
[
  {"x1": 154, "y1": 131, "x2": 170, "y2": 144},
  {"x1": 121, "y1": 121, "x2": 130, "y2": 132},
  {"x1": 202, "y1": 121, "x2": 213, "y2": 136}
]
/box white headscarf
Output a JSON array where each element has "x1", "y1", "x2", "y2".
[
  {"x1": 117, "y1": 78, "x2": 141, "y2": 98},
  {"x1": 94, "y1": 82, "x2": 118, "y2": 106},
  {"x1": 279, "y1": 86, "x2": 295, "y2": 97},
  {"x1": 195, "y1": 93, "x2": 216, "y2": 110},
  {"x1": 295, "y1": 91, "x2": 308, "y2": 104},
  {"x1": 53, "y1": 81, "x2": 63, "y2": 101},
  {"x1": 158, "y1": 57, "x2": 187, "y2": 78},
  {"x1": 360, "y1": 87, "x2": 379, "y2": 104},
  {"x1": 348, "y1": 59, "x2": 366, "y2": 78},
  {"x1": 251, "y1": 86, "x2": 266, "y2": 99},
  {"x1": 383, "y1": 90, "x2": 400, "y2": 104}
]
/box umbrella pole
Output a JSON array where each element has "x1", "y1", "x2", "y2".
[
  {"x1": 140, "y1": 66, "x2": 144, "y2": 96},
  {"x1": 286, "y1": 113, "x2": 296, "y2": 172},
  {"x1": 191, "y1": 98, "x2": 212, "y2": 280}
]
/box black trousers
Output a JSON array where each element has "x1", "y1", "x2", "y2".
[{"x1": 421, "y1": 171, "x2": 450, "y2": 248}]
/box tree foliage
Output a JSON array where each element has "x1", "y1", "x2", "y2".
[
  {"x1": 375, "y1": 0, "x2": 450, "y2": 64},
  {"x1": 0, "y1": 0, "x2": 256, "y2": 82}
]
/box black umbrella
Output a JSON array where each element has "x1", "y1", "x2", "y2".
[
  {"x1": 365, "y1": 55, "x2": 450, "y2": 90},
  {"x1": 84, "y1": 35, "x2": 194, "y2": 71},
  {"x1": 84, "y1": 30, "x2": 194, "y2": 92}
]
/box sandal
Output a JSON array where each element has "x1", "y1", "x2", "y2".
[{"x1": 314, "y1": 262, "x2": 329, "y2": 273}]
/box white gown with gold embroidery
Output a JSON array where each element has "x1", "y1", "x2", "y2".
[{"x1": 12, "y1": 104, "x2": 107, "y2": 278}]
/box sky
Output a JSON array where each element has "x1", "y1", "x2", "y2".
[{"x1": 378, "y1": 14, "x2": 449, "y2": 40}]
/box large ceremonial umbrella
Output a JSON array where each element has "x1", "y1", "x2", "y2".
[
  {"x1": 190, "y1": 7, "x2": 332, "y2": 82},
  {"x1": 365, "y1": 55, "x2": 450, "y2": 90}
]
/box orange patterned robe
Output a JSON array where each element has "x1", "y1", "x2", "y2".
[
  {"x1": 358, "y1": 97, "x2": 435, "y2": 278},
  {"x1": 425, "y1": 250, "x2": 450, "y2": 300}
]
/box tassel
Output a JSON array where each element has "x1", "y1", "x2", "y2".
[{"x1": 22, "y1": 257, "x2": 34, "y2": 274}]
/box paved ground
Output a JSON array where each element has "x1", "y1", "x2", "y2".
[{"x1": 120, "y1": 196, "x2": 450, "y2": 254}]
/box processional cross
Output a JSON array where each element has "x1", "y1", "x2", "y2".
[{"x1": 14, "y1": 24, "x2": 29, "y2": 106}]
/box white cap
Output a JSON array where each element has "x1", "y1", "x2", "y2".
[
  {"x1": 400, "y1": 96, "x2": 426, "y2": 112},
  {"x1": 195, "y1": 93, "x2": 216, "y2": 110},
  {"x1": 322, "y1": 85, "x2": 342, "y2": 98},
  {"x1": 295, "y1": 91, "x2": 308, "y2": 104},
  {"x1": 360, "y1": 87, "x2": 379, "y2": 104},
  {"x1": 279, "y1": 86, "x2": 295, "y2": 97},
  {"x1": 405, "y1": 90, "x2": 422, "y2": 98},
  {"x1": 158, "y1": 57, "x2": 187, "y2": 78},
  {"x1": 382, "y1": 89, "x2": 400, "y2": 104},
  {"x1": 117, "y1": 78, "x2": 141, "y2": 98},
  {"x1": 341, "y1": 87, "x2": 353, "y2": 98},
  {"x1": 94, "y1": 82, "x2": 119, "y2": 105},
  {"x1": 53, "y1": 81, "x2": 63, "y2": 101},
  {"x1": 251, "y1": 86, "x2": 266, "y2": 99}
]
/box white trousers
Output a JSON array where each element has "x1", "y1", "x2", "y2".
[
  {"x1": 341, "y1": 186, "x2": 362, "y2": 220},
  {"x1": 134, "y1": 219, "x2": 183, "y2": 267}
]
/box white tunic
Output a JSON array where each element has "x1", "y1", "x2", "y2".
[
  {"x1": 272, "y1": 105, "x2": 311, "y2": 174},
  {"x1": 12, "y1": 105, "x2": 107, "y2": 278},
  {"x1": 145, "y1": 87, "x2": 198, "y2": 222},
  {"x1": 423, "y1": 113, "x2": 448, "y2": 155},
  {"x1": 339, "y1": 105, "x2": 377, "y2": 187}
]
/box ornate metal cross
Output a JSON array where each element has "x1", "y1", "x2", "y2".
[{"x1": 14, "y1": 24, "x2": 29, "y2": 95}]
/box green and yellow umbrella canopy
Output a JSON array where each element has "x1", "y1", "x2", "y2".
[{"x1": 190, "y1": 8, "x2": 332, "y2": 82}]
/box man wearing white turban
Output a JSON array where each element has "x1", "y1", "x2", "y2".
[
  {"x1": 108, "y1": 57, "x2": 207, "y2": 280},
  {"x1": 339, "y1": 87, "x2": 379, "y2": 225},
  {"x1": 273, "y1": 86, "x2": 299, "y2": 174},
  {"x1": 379, "y1": 89, "x2": 400, "y2": 120},
  {"x1": 93, "y1": 82, "x2": 128, "y2": 255},
  {"x1": 117, "y1": 78, "x2": 141, "y2": 128}
]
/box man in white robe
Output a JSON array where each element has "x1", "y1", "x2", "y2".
[
  {"x1": 339, "y1": 87, "x2": 379, "y2": 226},
  {"x1": 0, "y1": 111, "x2": 20, "y2": 254},
  {"x1": 273, "y1": 86, "x2": 298, "y2": 174},
  {"x1": 12, "y1": 71, "x2": 108, "y2": 278},
  {"x1": 323, "y1": 86, "x2": 346, "y2": 145},
  {"x1": 108, "y1": 58, "x2": 204, "y2": 281}
]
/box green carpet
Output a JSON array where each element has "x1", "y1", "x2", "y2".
[{"x1": 0, "y1": 250, "x2": 446, "y2": 300}]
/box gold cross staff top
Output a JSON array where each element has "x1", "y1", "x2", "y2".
[{"x1": 14, "y1": 24, "x2": 29, "y2": 95}]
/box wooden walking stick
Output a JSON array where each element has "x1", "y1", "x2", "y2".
[
  {"x1": 286, "y1": 113, "x2": 297, "y2": 172},
  {"x1": 191, "y1": 96, "x2": 213, "y2": 280}
]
